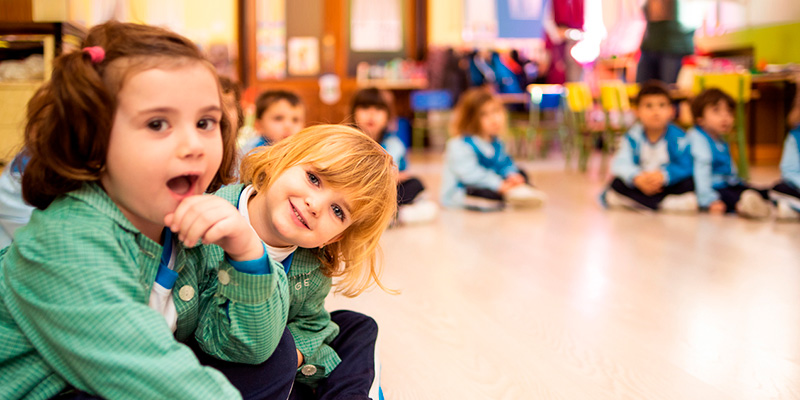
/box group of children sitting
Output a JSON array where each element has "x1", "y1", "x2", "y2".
[
  {"x1": 600, "y1": 81, "x2": 800, "y2": 221},
  {"x1": 239, "y1": 85, "x2": 548, "y2": 221}
]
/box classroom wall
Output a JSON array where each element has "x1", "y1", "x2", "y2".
[
  {"x1": 428, "y1": 0, "x2": 463, "y2": 46},
  {"x1": 696, "y1": 22, "x2": 800, "y2": 65}
]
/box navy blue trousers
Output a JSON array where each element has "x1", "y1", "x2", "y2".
[
  {"x1": 189, "y1": 328, "x2": 298, "y2": 400},
  {"x1": 291, "y1": 310, "x2": 379, "y2": 400},
  {"x1": 716, "y1": 183, "x2": 770, "y2": 213},
  {"x1": 773, "y1": 180, "x2": 800, "y2": 200},
  {"x1": 398, "y1": 177, "x2": 425, "y2": 205},
  {"x1": 610, "y1": 177, "x2": 695, "y2": 210}
]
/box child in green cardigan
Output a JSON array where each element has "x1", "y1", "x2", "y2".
[
  {"x1": 218, "y1": 124, "x2": 397, "y2": 399},
  {"x1": 0, "y1": 21, "x2": 294, "y2": 400}
]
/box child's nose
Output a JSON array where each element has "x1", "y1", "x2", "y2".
[{"x1": 177, "y1": 127, "x2": 204, "y2": 158}]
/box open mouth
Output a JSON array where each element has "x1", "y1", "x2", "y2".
[
  {"x1": 166, "y1": 174, "x2": 199, "y2": 196},
  {"x1": 291, "y1": 201, "x2": 310, "y2": 229}
]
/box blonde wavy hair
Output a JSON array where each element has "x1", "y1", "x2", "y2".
[{"x1": 240, "y1": 124, "x2": 398, "y2": 296}]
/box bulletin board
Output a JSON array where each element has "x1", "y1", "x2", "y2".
[{"x1": 347, "y1": 0, "x2": 407, "y2": 76}]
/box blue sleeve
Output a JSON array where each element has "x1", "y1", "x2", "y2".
[
  {"x1": 610, "y1": 134, "x2": 641, "y2": 185},
  {"x1": 225, "y1": 242, "x2": 271, "y2": 275},
  {"x1": 445, "y1": 139, "x2": 504, "y2": 190},
  {"x1": 663, "y1": 134, "x2": 693, "y2": 185},
  {"x1": 382, "y1": 136, "x2": 406, "y2": 168},
  {"x1": 690, "y1": 133, "x2": 720, "y2": 207},
  {"x1": 780, "y1": 134, "x2": 800, "y2": 189},
  {"x1": 495, "y1": 142, "x2": 520, "y2": 178}
]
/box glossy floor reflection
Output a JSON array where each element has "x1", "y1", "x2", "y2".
[{"x1": 326, "y1": 154, "x2": 800, "y2": 400}]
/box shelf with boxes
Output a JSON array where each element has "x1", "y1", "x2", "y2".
[{"x1": 0, "y1": 22, "x2": 85, "y2": 164}]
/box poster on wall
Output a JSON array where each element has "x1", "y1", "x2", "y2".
[
  {"x1": 288, "y1": 37, "x2": 320, "y2": 76},
  {"x1": 497, "y1": 0, "x2": 545, "y2": 38},
  {"x1": 463, "y1": 0, "x2": 498, "y2": 42},
  {"x1": 256, "y1": 0, "x2": 286, "y2": 80},
  {"x1": 350, "y1": 0, "x2": 402, "y2": 52}
]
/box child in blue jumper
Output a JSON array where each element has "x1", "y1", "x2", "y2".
[
  {"x1": 689, "y1": 88, "x2": 773, "y2": 218},
  {"x1": 0, "y1": 153, "x2": 32, "y2": 248},
  {"x1": 241, "y1": 90, "x2": 306, "y2": 154},
  {"x1": 771, "y1": 125, "x2": 800, "y2": 220},
  {"x1": 441, "y1": 87, "x2": 546, "y2": 210},
  {"x1": 352, "y1": 87, "x2": 438, "y2": 224},
  {"x1": 601, "y1": 81, "x2": 696, "y2": 212}
]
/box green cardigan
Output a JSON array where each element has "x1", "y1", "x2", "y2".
[
  {"x1": 216, "y1": 184, "x2": 341, "y2": 388},
  {"x1": 0, "y1": 183, "x2": 289, "y2": 400}
]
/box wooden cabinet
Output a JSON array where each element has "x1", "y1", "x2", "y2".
[{"x1": 0, "y1": 22, "x2": 85, "y2": 164}]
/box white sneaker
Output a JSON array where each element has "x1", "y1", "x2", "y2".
[
  {"x1": 776, "y1": 200, "x2": 800, "y2": 221},
  {"x1": 604, "y1": 189, "x2": 634, "y2": 209},
  {"x1": 505, "y1": 185, "x2": 546, "y2": 208},
  {"x1": 397, "y1": 200, "x2": 438, "y2": 225},
  {"x1": 659, "y1": 192, "x2": 698, "y2": 213},
  {"x1": 736, "y1": 189, "x2": 772, "y2": 219}
]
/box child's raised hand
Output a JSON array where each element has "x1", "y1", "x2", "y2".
[{"x1": 164, "y1": 195, "x2": 264, "y2": 262}]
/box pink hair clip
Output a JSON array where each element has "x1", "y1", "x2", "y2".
[{"x1": 82, "y1": 46, "x2": 105, "y2": 64}]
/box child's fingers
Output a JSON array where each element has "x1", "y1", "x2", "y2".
[
  {"x1": 171, "y1": 197, "x2": 233, "y2": 246},
  {"x1": 177, "y1": 205, "x2": 232, "y2": 247},
  {"x1": 164, "y1": 213, "x2": 174, "y2": 228},
  {"x1": 200, "y1": 216, "x2": 239, "y2": 246},
  {"x1": 169, "y1": 195, "x2": 208, "y2": 232}
]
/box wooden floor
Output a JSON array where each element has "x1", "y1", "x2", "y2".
[{"x1": 326, "y1": 153, "x2": 800, "y2": 400}]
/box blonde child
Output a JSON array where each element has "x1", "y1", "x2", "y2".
[
  {"x1": 0, "y1": 22, "x2": 295, "y2": 400},
  {"x1": 441, "y1": 87, "x2": 546, "y2": 210},
  {"x1": 600, "y1": 81, "x2": 696, "y2": 212},
  {"x1": 214, "y1": 124, "x2": 397, "y2": 399},
  {"x1": 689, "y1": 88, "x2": 772, "y2": 218},
  {"x1": 241, "y1": 90, "x2": 306, "y2": 154},
  {"x1": 351, "y1": 87, "x2": 438, "y2": 224}
]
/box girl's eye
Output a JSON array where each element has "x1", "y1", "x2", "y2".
[
  {"x1": 332, "y1": 204, "x2": 345, "y2": 221},
  {"x1": 197, "y1": 118, "x2": 217, "y2": 131},
  {"x1": 307, "y1": 172, "x2": 320, "y2": 186},
  {"x1": 147, "y1": 119, "x2": 169, "y2": 132}
]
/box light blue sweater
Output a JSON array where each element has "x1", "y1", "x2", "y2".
[
  {"x1": 611, "y1": 123, "x2": 693, "y2": 186},
  {"x1": 440, "y1": 135, "x2": 519, "y2": 207},
  {"x1": 779, "y1": 127, "x2": 800, "y2": 189},
  {"x1": 0, "y1": 154, "x2": 33, "y2": 248},
  {"x1": 688, "y1": 126, "x2": 742, "y2": 207}
]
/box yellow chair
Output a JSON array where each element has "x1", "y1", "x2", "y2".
[
  {"x1": 599, "y1": 80, "x2": 636, "y2": 169},
  {"x1": 693, "y1": 73, "x2": 752, "y2": 179},
  {"x1": 563, "y1": 82, "x2": 597, "y2": 171}
]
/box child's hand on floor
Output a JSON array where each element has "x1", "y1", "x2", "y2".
[
  {"x1": 708, "y1": 200, "x2": 726, "y2": 214},
  {"x1": 499, "y1": 177, "x2": 524, "y2": 194},
  {"x1": 165, "y1": 195, "x2": 264, "y2": 262},
  {"x1": 505, "y1": 173, "x2": 525, "y2": 186}
]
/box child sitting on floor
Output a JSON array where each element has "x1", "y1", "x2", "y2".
[
  {"x1": 689, "y1": 88, "x2": 773, "y2": 218},
  {"x1": 600, "y1": 81, "x2": 696, "y2": 212},
  {"x1": 440, "y1": 87, "x2": 546, "y2": 211}
]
